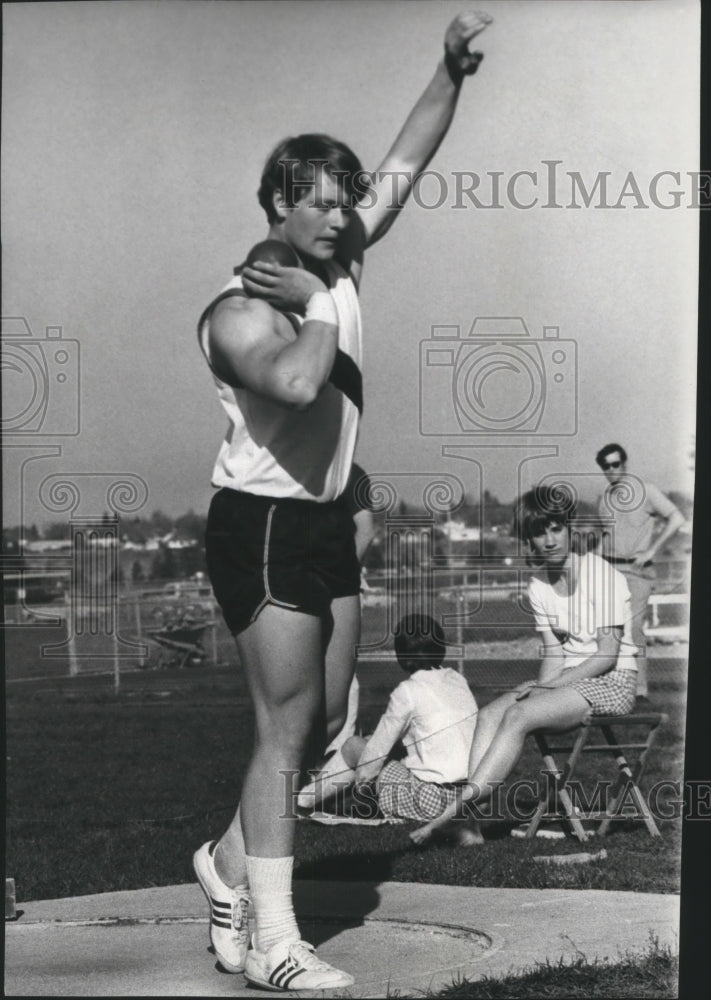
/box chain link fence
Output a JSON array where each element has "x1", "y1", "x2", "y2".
[{"x1": 4, "y1": 556, "x2": 690, "y2": 686}]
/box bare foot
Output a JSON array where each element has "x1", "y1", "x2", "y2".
[
  {"x1": 409, "y1": 822, "x2": 436, "y2": 846},
  {"x1": 452, "y1": 826, "x2": 484, "y2": 847}
]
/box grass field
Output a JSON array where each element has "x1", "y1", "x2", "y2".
[
  {"x1": 427, "y1": 938, "x2": 678, "y2": 999},
  {"x1": 4, "y1": 610, "x2": 687, "y2": 999},
  {"x1": 5, "y1": 612, "x2": 686, "y2": 904}
]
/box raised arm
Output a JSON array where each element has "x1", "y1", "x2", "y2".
[
  {"x1": 207, "y1": 283, "x2": 338, "y2": 409},
  {"x1": 356, "y1": 10, "x2": 492, "y2": 247}
]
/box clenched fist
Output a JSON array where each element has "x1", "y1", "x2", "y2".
[{"x1": 444, "y1": 9, "x2": 493, "y2": 79}]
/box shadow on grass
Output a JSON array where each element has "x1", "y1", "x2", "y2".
[
  {"x1": 292, "y1": 849, "x2": 410, "y2": 949},
  {"x1": 295, "y1": 845, "x2": 408, "y2": 882}
]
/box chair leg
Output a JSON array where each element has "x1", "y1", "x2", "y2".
[
  {"x1": 529, "y1": 716, "x2": 666, "y2": 841},
  {"x1": 530, "y1": 732, "x2": 589, "y2": 843},
  {"x1": 525, "y1": 736, "x2": 550, "y2": 839},
  {"x1": 597, "y1": 723, "x2": 662, "y2": 837}
]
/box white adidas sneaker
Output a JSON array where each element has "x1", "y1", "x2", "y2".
[
  {"x1": 192, "y1": 841, "x2": 250, "y2": 973},
  {"x1": 244, "y1": 936, "x2": 354, "y2": 991}
]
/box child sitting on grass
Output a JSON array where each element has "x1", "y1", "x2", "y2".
[{"x1": 315, "y1": 614, "x2": 480, "y2": 839}]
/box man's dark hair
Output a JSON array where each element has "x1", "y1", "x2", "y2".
[
  {"x1": 257, "y1": 133, "x2": 366, "y2": 223},
  {"x1": 512, "y1": 483, "x2": 578, "y2": 543},
  {"x1": 394, "y1": 614, "x2": 447, "y2": 672},
  {"x1": 595, "y1": 442, "x2": 628, "y2": 469}
]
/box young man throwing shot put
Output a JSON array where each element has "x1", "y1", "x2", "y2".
[{"x1": 193, "y1": 10, "x2": 493, "y2": 991}]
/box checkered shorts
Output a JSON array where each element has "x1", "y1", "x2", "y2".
[
  {"x1": 570, "y1": 669, "x2": 637, "y2": 716},
  {"x1": 377, "y1": 760, "x2": 461, "y2": 821}
]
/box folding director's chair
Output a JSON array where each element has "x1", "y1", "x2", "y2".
[{"x1": 525, "y1": 712, "x2": 668, "y2": 842}]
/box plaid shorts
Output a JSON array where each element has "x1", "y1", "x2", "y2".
[
  {"x1": 570, "y1": 669, "x2": 637, "y2": 716},
  {"x1": 377, "y1": 760, "x2": 461, "y2": 822}
]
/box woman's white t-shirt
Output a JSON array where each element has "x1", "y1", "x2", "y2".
[{"x1": 527, "y1": 552, "x2": 638, "y2": 672}]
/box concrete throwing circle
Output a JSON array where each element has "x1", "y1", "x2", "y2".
[
  {"x1": 6, "y1": 915, "x2": 499, "y2": 997},
  {"x1": 301, "y1": 915, "x2": 496, "y2": 991}
]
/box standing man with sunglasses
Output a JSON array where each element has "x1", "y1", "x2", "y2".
[{"x1": 595, "y1": 443, "x2": 685, "y2": 704}]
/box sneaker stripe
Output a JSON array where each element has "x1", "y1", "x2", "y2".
[
  {"x1": 269, "y1": 958, "x2": 291, "y2": 987},
  {"x1": 280, "y1": 967, "x2": 303, "y2": 989},
  {"x1": 211, "y1": 917, "x2": 233, "y2": 930}
]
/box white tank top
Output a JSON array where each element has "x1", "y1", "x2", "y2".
[{"x1": 198, "y1": 260, "x2": 362, "y2": 502}]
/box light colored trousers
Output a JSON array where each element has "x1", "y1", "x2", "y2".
[{"x1": 618, "y1": 567, "x2": 655, "y2": 698}]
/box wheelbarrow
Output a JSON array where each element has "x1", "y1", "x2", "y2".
[{"x1": 144, "y1": 607, "x2": 214, "y2": 669}]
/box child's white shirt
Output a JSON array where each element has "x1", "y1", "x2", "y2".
[{"x1": 365, "y1": 668, "x2": 478, "y2": 784}]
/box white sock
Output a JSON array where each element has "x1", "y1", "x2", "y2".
[{"x1": 245, "y1": 855, "x2": 300, "y2": 953}]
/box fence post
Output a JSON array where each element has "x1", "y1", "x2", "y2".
[
  {"x1": 113, "y1": 627, "x2": 120, "y2": 695},
  {"x1": 211, "y1": 611, "x2": 218, "y2": 665},
  {"x1": 134, "y1": 596, "x2": 145, "y2": 667},
  {"x1": 66, "y1": 590, "x2": 78, "y2": 677},
  {"x1": 457, "y1": 590, "x2": 465, "y2": 674}
]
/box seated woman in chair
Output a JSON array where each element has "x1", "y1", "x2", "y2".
[{"x1": 410, "y1": 483, "x2": 638, "y2": 846}]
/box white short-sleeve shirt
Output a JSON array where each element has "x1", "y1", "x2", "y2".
[
  {"x1": 364, "y1": 667, "x2": 478, "y2": 784},
  {"x1": 527, "y1": 552, "x2": 637, "y2": 671}
]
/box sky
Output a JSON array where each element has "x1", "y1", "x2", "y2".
[{"x1": 1, "y1": 0, "x2": 700, "y2": 531}]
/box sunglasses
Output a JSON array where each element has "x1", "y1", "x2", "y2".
[{"x1": 602, "y1": 460, "x2": 622, "y2": 470}]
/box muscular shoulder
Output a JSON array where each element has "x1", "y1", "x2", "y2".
[
  {"x1": 211, "y1": 295, "x2": 292, "y2": 352},
  {"x1": 210, "y1": 294, "x2": 277, "y2": 343},
  {"x1": 207, "y1": 296, "x2": 293, "y2": 387}
]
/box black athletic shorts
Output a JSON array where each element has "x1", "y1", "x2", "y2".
[{"x1": 205, "y1": 487, "x2": 361, "y2": 635}]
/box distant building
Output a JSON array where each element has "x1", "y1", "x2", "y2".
[
  {"x1": 25, "y1": 539, "x2": 72, "y2": 552},
  {"x1": 440, "y1": 519, "x2": 481, "y2": 543}
]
